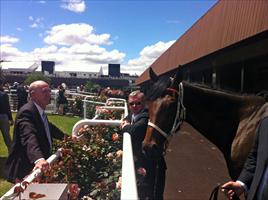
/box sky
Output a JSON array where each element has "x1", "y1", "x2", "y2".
[{"x1": 0, "y1": 0, "x2": 217, "y2": 76}]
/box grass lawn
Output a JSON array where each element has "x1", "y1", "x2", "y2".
[{"x1": 0, "y1": 112, "x2": 81, "y2": 197}]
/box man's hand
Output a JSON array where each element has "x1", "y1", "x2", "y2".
[
  {"x1": 221, "y1": 181, "x2": 245, "y2": 199},
  {"x1": 120, "y1": 120, "x2": 130, "y2": 129},
  {"x1": 34, "y1": 159, "x2": 50, "y2": 172}
]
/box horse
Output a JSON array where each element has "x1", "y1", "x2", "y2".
[{"x1": 142, "y1": 67, "x2": 268, "y2": 179}]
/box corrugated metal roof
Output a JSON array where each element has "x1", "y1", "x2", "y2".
[{"x1": 136, "y1": 0, "x2": 268, "y2": 85}]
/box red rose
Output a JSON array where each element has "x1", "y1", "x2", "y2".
[{"x1": 112, "y1": 133, "x2": 119, "y2": 141}]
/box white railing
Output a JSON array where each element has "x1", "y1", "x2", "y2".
[
  {"x1": 72, "y1": 120, "x2": 138, "y2": 200},
  {"x1": 6, "y1": 89, "x2": 58, "y2": 113},
  {"x1": 72, "y1": 98, "x2": 138, "y2": 200},
  {"x1": 121, "y1": 132, "x2": 138, "y2": 200},
  {"x1": 0, "y1": 149, "x2": 62, "y2": 200},
  {"x1": 3, "y1": 96, "x2": 137, "y2": 200},
  {"x1": 72, "y1": 98, "x2": 128, "y2": 139},
  {"x1": 46, "y1": 89, "x2": 58, "y2": 113},
  {"x1": 66, "y1": 91, "x2": 98, "y2": 101},
  {"x1": 82, "y1": 97, "x2": 128, "y2": 119},
  {"x1": 6, "y1": 89, "x2": 18, "y2": 112},
  {"x1": 83, "y1": 100, "x2": 105, "y2": 119}
]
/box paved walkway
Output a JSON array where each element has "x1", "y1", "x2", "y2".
[{"x1": 164, "y1": 123, "x2": 234, "y2": 200}]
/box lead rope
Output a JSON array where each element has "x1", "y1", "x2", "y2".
[
  {"x1": 209, "y1": 184, "x2": 221, "y2": 200},
  {"x1": 209, "y1": 184, "x2": 240, "y2": 200},
  {"x1": 164, "y1": 83, "x2": 185, "y2": 155}
]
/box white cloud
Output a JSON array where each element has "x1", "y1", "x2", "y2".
[
  {"x1": 0, "y1": 36, "x2": 19, "y2": 44},
  {"x1": 0, "y1": 44, "x2": 29, "y2": 60},
  {"x1": 44, "y1": 23, "x2": 111, "y2": 46},
  {"x1": 28, "y1": 16, "x2": 34, "y2": 21},
  {"x1": 61, "y1": 0, "x2": 86, "y2": 13},
  {"x1": 58, "y1": 43, "x2": 105, "y2": 55},
  {"x1": 121, "y1": 40, "x2": 175, "y2": 75},
  {"x1": 33, "y1": 45, "x2": 58, "y2": 54},
  {"x1": 0, "y1": 38, "x2": 173, "y2": 75},
  {"x1": 1, "y1": 37, "x2": 124, "y2": 74},
  {"x1": 0, "y1": 21, "x2": 174, "y2": 76},
  {"x1": 16, "y1": 27, "x2": 23, "y2": 32},
  {"x1": 140, "y1": 41, "x2": 175, "y2": 59},
  {"x1": 39, "y1": 1, "x2": 46, "y2": 4},
  {"x1": 28, "y1": 16, "x2": 45, "y2": 29}
]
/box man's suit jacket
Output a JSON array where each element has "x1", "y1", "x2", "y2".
[
  {"x1": 238, "y1": 117, "x2": 268, "y2": 200},
  {"x1": 122, "y1": 108, "x2": 149, "y2": 163},
  {"x1": 0, "y1": 90, "x2": 13, "y2": 121},
  {"x1": 5, "y1": 101, "x2": 65, "y2": 183},
  {"x1": 122, "y1": 108, "x2": 167, "y2": 199}
]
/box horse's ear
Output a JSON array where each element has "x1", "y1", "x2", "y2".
[{"x1": 149, "y1": 67, "x2": 158, "y2": 83}]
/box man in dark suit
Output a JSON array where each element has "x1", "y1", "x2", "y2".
[
  {"x1": 16, "y1": 83, "x2": 28, "y2": 111},
  {"x1": 5, "y1": 80, "x2": 66, "y2": 183},
  {"x1": 222, "y1": 117, "x2": 268, "y2": 200},
  {"x1": 121, "y1": 90, "x2": 166, "y2": 200},
  {"x1": 0, "y1": 80, "x2": 14, "y2": 154}
]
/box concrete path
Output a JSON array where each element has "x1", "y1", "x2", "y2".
[{"x1": 164, "y1": 123, "x2": 237, "y2": 200}]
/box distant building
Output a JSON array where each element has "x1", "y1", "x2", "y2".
[
  {"x1": 53, "y1": 71, "x2": 100, "y2": 78},
  {"x1": 121, "y1": 73, "x2": 138, "y2": 85},
  {"x1": 108, "y1": 64, "x2": 120, "y2": 77},
  {"x1": 1, "y1": 61, "x2": 138, "y2": 88},
  {"x1": 41, "y1": 61, "x2": 55, "y2": 74},
  {"x1": 1, "y1": 61, "x2": 39, "y2": 75}
]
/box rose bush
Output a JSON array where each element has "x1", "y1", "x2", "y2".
[
  {"x1": 68, "y1": 96, "x2": 107, "y2": 118},
  {"x1": 39, "y1": 125, "x2": 122, "y2": 199},
  {"x1": 95, "y1": 106, "x2": 124, "y2": 120},
  {"x1": 36, "y1": 99, "x2": 143, "y2": 200}
]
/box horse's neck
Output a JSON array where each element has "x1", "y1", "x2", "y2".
[{"x1": 182, "y1": 82, "x2": 264, "y2": 154}]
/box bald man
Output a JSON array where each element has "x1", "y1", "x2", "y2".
[{"x1": 5, "y1": 80, "x2": 66, "y2": 183}]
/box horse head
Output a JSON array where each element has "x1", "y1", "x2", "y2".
[{"x1": 142, "y1": 67, "x2": 185, "y2": 160}]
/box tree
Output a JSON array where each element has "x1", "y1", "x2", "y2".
[
  {"x1": 84, "y1": 81, "x2": 100, "y2": 93},
  {"x1": 24, "y1": 72, "x2": 51, "y2": 85}
]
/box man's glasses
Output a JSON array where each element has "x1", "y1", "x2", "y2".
[{"x1": 129, "y1": 102, "x2": 142, "y2": 106}]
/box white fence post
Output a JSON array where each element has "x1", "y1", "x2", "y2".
[{"x1": 121, "y1": 132, "x2": 138, "y2": 200}]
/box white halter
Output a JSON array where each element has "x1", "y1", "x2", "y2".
[{"x1": 147, "y1": 82, "x2": 186, "y2": 140}]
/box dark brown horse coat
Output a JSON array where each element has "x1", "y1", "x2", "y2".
[{"x1": 143, "y1": 67, "x2": 267, "y2": 180}]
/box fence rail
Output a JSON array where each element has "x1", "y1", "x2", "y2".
[
  {"x1": 0, "y1": 149, "x2": 62, "y2": 200},
  {"x1": 71, "y1": 98, "x2": 138, "y2": 200},
  {"x1": 2, "y1": 95, "x2": 137, "y2": 200}
]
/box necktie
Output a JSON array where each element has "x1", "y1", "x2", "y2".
[
  {"x1": 42, "y1": 112, "x2": 52, "y2": 150},
  {"x1": 131, "y1": 115, "x2": 135, "y2": 124}
]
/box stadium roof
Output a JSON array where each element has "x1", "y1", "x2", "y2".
[
  {"x1": 136, "y1": 0, "x2": 268, "y2": 85},
  {"x1": 1, "y1": 61, "x2": 39, "y2": 73}
]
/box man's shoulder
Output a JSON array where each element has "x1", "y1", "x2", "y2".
[
  {"x1": 139, "y1": 109, "x2": 149, "y2": 117},
  {"x1": 135, "y1": 110, "x2": 149, "y2": 121},
  {"x1": 17, "y1": 101, "x2": 36, "y2": 115}
]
